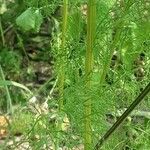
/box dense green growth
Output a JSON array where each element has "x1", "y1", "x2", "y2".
[{"x1": 0, "y1": 0, "x2": 150, "y2": 149}]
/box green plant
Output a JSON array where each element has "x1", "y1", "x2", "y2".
[
  {"x1": 0, "y1": 0, "x2": 150, "y2": 149},
  {"x1": 0, "y1": 65, "x2": 12, "y2": 114},
  {"x1": 94, "y1": 82, "x2": 150, "y2": 149},
  {"x1": 84, "y1": 0, "x2": 96, "y2": 149},
  {"x1": 10, "y1": 111, "x2": 34, "y2": 135}
]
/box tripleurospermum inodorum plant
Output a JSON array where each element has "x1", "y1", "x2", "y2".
[{"x1": 0, "y1": 0, "x2": 150, "y2": 149}]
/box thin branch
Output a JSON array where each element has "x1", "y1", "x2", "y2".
[{"x1": 94, "y1": 82, "x2": 150, "y2": 150}]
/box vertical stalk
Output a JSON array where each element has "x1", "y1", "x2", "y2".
[
  {"x1": 0, "y1": 16, "x2": 5, "y2": 47},
  {"x1": 99, "y1": 1, "x2": 127, "y2": 85},
  {"x1": 16, "y1": 33, "x2": 29, "y2": 63},
  {"x1": 0, "y1": 65, "x2": 13, "y2": 114},
  {"x1": 99, "y1": 28, "x2": 121, "y2": 85},
  {"x1": 56, "y1": 0, "x2": 68, "y2": 149},
  {"x1": 84, "y1": 0, "x2": 96, "y2": 149},
  {"x1": 58, "y1": 0, "x2": 68, "y2": 110}
]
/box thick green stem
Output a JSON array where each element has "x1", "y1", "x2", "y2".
[
  {"x1": 84, "y1": 0, "x2": 96, "y2": 149},
  {"x1": 58, "y1": 0, "x2": 68, "y2": 110},
  {"x1": 56, "y1": 0, "x2": 68, "y2": 149}
]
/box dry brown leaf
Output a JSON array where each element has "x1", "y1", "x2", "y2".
[{"x1": 0, "y1": 115, "x2": 9, "y2": 139}]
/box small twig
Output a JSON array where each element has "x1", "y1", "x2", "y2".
[
  {"x1": 48, "y1": 77, "x2": 58, "y2": 99},
  {"x1": 94, "y1": 82, "x2": 150, "y2": 150},
  {"x1": 16, "y1": 33, "x2": 30, "y2": 63},
  {"x1": 3, "y1": 24, "x2": 14, "y2": 35},
  {"x1": 107, "y1": 108, "x2": 150, "y2": 120}
]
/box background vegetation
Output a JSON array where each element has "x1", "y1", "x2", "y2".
[{"x1": 0, "y1": 0, "x2": 150, "y2": 149}]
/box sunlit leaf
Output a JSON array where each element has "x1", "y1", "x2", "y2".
[
  {"x1": 16, "y1": 7, "x2": 43, "y2": 32},
  {"x1": 0, "y1": 80, "x2": 32, "y2": 94}
]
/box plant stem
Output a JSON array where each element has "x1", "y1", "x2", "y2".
[
  {"x1": 58, "y1": 0, "x2": 68, "y2": 110},
  {"x1": 84, "y1": 0, "x2": 96, "y2": 149},
  {"x1": 56, "y1": 0, "x2": 68, "y2": 149},
  {"x1": 0, "y1": 65, "x2": 13, "y2": 114},
  {"x1": 0, "y1": 16, "x2": 5, "y2": 46},
  {"x1": 99, "y1": 27, "x2": 121, "y2": 85},
  {"x1": 16, "y1": 33, "x2": 29, "y2": 63},
  {"x1": 94, "y1": 82, "x2": 150, "y2": 149}
]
